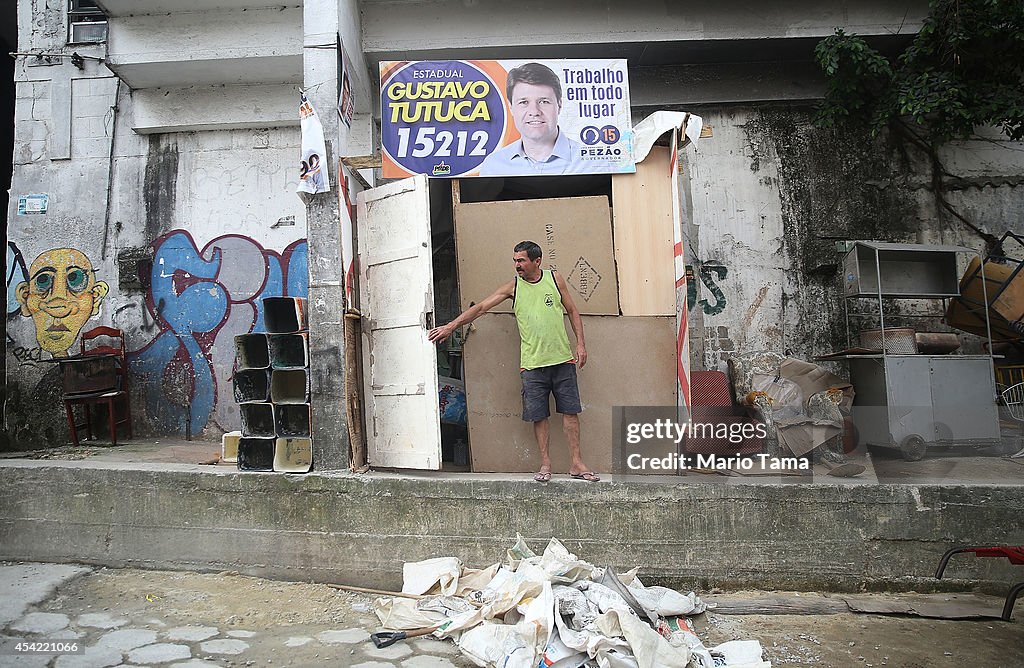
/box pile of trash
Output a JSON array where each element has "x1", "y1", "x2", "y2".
[{"x1": 372, "y1": 535, "x2": 770, "y2": 668}]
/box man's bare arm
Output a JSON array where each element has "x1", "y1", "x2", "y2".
[
  {"x1": 427, "y1": 280, "x2": 515, "y2": 343},
  {"x1": 553, "y1": 271, "x2": 587, "y2": 368}
]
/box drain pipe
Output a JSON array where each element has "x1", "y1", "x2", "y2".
[{"x1": 344, "y1": 308, "x2": 366, "y2": 470}]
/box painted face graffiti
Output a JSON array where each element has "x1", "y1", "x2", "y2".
[{"x1": 16, "y1": 248, "x2": 110, "y2": 357}]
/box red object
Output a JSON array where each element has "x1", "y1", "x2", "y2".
[
  {"x1": 935, "y1": 545, "x2": 1024, "y2": 621},
  {"x1": 963, "y1": 547, "x2": 1024, "y2": 565},
  {"x1": 690, "y1": 371, "x2": 734, "y2": 417},
  {"x1": 935, "y1": 546, "x2": 1024, "y2": 578},
  {"x1": 686, "y1": 370, "x2": 763, "y2": 455},
  {"x1": 62, "y1": 327, "x2": 134, "y2": 446}
]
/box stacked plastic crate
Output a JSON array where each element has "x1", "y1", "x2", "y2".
[{"x1": 228, "y1": 297, "x2": 312, "y2": 472}]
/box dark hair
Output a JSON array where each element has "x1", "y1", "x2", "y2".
[
  {"x1": 505, "y1": 62, "x2": 562, "y2": 104},
  {"x1": 514, "y1": 240, "x2": 542, "y2": 261}
]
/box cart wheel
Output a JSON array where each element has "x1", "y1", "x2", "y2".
[{"x1": 900, "y1": 435, "x2": 927, "y2": 462}]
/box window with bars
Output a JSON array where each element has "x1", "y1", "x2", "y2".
[{"x1": 68, "y1": 0, "x2": 107, "y2": 44}]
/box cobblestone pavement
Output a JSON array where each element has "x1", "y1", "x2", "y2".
[{"x1": 0, "y1": 564, "x2": 474, "y2": 667}]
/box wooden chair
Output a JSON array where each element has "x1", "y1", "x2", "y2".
[{"x1": 62, "y1": 326, "x2": 133, "y2": 446}]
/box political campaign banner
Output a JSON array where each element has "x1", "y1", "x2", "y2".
[
  {"x1": 380, "y1": 59, "x2": 634, "y2": 178},
  {"x1": 337, "y1": 35, "x2": 355, "y2": 130},
  {"x1": 297, "y1": 93, "x2": 330, "y2": 195}
]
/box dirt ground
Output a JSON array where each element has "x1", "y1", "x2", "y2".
[
  {"x1": 9, "y1": 567, "x2": 1023, "y2": 667},
  {"x1": 700, "y1": 608, "x2": 1024, "y2": 667}
]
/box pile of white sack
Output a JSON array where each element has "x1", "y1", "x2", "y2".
[{"x1": 373, "y1": 535, "x2": 770, "y2": 668}]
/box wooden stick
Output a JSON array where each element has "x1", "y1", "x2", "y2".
[
  {"x1": 325, "y1": 583, "x2": 425, "y2": 600},
  {"x1": 344, "y1": 308, "x2": 367, "y2": 471}
]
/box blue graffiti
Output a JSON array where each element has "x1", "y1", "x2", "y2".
[
  {"x1": 6, "y1": 242, "x2": 28, "y2": 318},
  {"x1": 131, "y1": 230, "x2": 308, "y2": 435}
]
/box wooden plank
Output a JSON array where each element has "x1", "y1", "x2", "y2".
[
  {"x1": 706, "y1": 594, "x2": 850, "y2": 615},
  {"x1": 844, "y1": 593, "x2": 1004, "y2": 620},
  {"x1": 342, "y1": 154, "x2": 382, "y2": 170},
  {"x1": 462, "y1": 314, "x2": 676, "y2": 473},
  {"x1": 706, "y1": 592, "x2": 1006, "y2": 620},
  {"x1": 611, "y1": 145, "x2": 676, "y2": 316},
  {"x1": 454, "y1": 196, "x2": 619, "y2": 316}
]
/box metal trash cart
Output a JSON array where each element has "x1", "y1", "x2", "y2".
[{"x1": 837, "y1": 242, "x2": 1000, "y2": 461}]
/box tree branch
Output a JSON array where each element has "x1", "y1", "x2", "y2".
[{"x1": 891, "y1": 119, "x2": 1000, "y2": 249}]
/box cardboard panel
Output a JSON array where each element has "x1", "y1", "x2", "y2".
[
  {"x1": 463, "y1": 314, "x2": 676, "y2": 474},
  {"x1": 454, "y1": 196, "x2": 619, "y2": 315},
  {"x1": 946, "y1": 256, "x2": 1021, "y2": 341},
  {"x1": 611, "y1": 145, "x2": 676, "y2": 315}
]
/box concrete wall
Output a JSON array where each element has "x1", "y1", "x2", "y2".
[
  {"x1": 359, "y1": 0, "x2": 927, "y2": 54},
  {"x1": 684, "y1": 104, "x2": 1024, "y2": 370},
  {"x1": 2, "y1": 462, "x2": 1022, "y2": 593},
  {"x1": 6, "y1": 5, "x2": 309, "y2": 447},
  {"x1": 104, "y1": 7, "x2": 303, "y2": 89}
]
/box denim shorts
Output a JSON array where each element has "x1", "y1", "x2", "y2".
[{"x1": 521, "y1": 363, "x2": 582, "y2": 422}]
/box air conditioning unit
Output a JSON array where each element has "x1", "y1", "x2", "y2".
[{"x1": 69, "y1": 21, "x2": 107, "y2": 44}]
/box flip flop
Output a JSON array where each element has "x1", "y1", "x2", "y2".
[
  {"x1": 569, "y1": 471, "x2": 600, "y2": 482},
  {"x1": 825, "y1": 463, "x2": 865, "y2": 478},
  {"x1": 533, "y1": 470, "x2": 551, "y2": 482}
]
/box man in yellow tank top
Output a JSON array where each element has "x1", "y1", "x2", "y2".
[{"x1": 428, "y1": 241, "x2": 599, "y2": 482}]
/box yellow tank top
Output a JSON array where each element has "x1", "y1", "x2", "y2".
[{"x1": 513, "y1": 270, "x2": 574, "y2": 370}]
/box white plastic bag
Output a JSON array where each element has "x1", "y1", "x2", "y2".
[
  {"x1": 578, "y1": 581, "x2": 634, "y2": 615},
  {"x1": 596, "y1": 609, "x2": 691, "y2": 668},
  {"x1": 458, "y1": 585, "x2": 554, "y2": 668},
  {"x1": 506, "y1": 532, "x2": 537, "y2": 568},
  {"x1": 540, "y1": 633, "x2": 589, "y2": 668},
  {"x1": 553, "y1": 584, "x2": 598, "y2": 630},
  {"x1": 402, "y1": 556, "x2": 462, "y2": 596},
  {"x1": 373, "y1": 597, "x2": 446, "y2": 630},
  {"x1": 457, "y1": 564, "x2": 500, "y2": 596},
  {"x1": 458, "y1": 621, "x2": 534, "y2": 668},
  {"x1": 540, "y1": 538, "x2": 595, "y2": 583},
  {"x1": 710, "y1": 640, "x2": 771, "y2": 668},
  {"x1": 752, "y1": 373, "x2": 803, "y2": 420},
  {"x1": 627, "y1": 585, "x2": 705, "y2": 618},
  {"x1": 658, "y1": 617, "x2": 714, "y2": 668}
]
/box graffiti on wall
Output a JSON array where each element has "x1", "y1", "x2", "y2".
[
  {"x1": 14, "y1": 247, "x2": 110, "y2": 357},
  {"x1": 7, "y1": 242, "x2": 28, "y2": 318},
  {"x1": 686, "y1": 263, "x2": 728, "y2": 316},
  {"x1": 131, "y1": 230, "x2": 308, "y2": 435}
]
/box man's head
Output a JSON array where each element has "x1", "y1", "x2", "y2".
[
  {"x1": 505, "y1": 63, "x2": 562, "y2": 147},
  {"x1": 16, "y1": 248, "x2": 109, "y2": 357},
  {"x1": 513, "y1": 241, "x2": 543, "y2": 280}
]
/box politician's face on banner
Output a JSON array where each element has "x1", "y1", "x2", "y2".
[{"x1": 510, "y1": 81, "x2": 562, "y2": 145}]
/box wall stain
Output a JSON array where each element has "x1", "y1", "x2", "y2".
[
  {"x1": 144, "y1": 136, "x2": 179, "y2": 241},
  {"x1": 741, "y1": 105, "x2": 919, "y2": 356},
  {"x1": 744, "y1": 285, "x2": 770, "y2": 330}
]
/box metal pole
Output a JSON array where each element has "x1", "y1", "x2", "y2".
[{"x1": 874, "y1": 246, "x2": 886, "y2": 355}]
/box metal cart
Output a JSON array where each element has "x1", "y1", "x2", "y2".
[{"x1": 838, "y1": 242, "x2": 1000, "y2": 461}]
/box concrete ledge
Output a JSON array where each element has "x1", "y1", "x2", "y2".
[
  {"x1": 1, "y1": 461, "x2": 1022, "y2": 593},
  {"x1": 131, "y1": 85, "x2": 298, "y2": 134}
]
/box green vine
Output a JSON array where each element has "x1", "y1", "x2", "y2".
[
  {"x1": 815, "y1": 1, "x2": 1024, "y2": 142},
  {"x1": 814, "y1": 1, "x2": 1024, "y2": 247}
]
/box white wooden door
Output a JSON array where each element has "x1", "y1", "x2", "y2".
[{"x1": 356, "y1": 175, "x2": 441, "y2": 469}]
